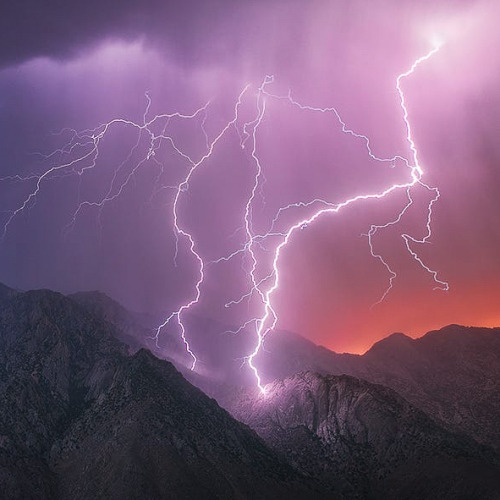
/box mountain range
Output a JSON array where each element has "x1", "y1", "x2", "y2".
[{"x1": 1, "y1": 283, "x2": 499, "y2": 499}]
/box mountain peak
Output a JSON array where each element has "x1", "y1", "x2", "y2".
[
  {"x1": 0, "y1": 281, "x2": 17, "y2": 300},
  {"x1": 363, "y1": 331, "x2": 415, "y2": 359},
  {"x1": 425, "y1": 323, "x2": 500, "y2": 338}
]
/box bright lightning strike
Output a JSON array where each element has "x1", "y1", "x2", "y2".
[
  {"x1": 153, "y1": 85, "x2": 252, "y2": 370},
  {"x1": 215, "y1": 43, "x2": 448, "y2": 394},
  {"x1": 0, "y1": 89, "x2": 253, "y2": 370},
  {"x1": 0, "y1": 43, "x2": 448, "y2": 394}
]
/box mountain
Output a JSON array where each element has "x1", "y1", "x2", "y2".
[
  {"x1": 230, "y1": 372, "x2": 500, "y2": 500},
  {"x1": 257, "y1": 326, "x2": 500, "y2": 451},
  {"x1": 70, "y1": 290, "x2": 151, "y2": 353},
  {"x1": 351, "y1": 326, "x2": 500, "y2": 450},
  {"x1": 0, "y1": 281, "x2": 17, "y2": 301},
  {"x1": 256, "y1": 328, "x2": 361, "y2": 381},
  {"x1": 70, "y1": 290, "x2": 500, "y2": 453},
  {"x1": 0, "y1": 288, "x2": 321, "y2": 499},
  {"x1": 4, "y1": 284, "x2": 500, "y2": 498},
  {"x1": 70, "y1": 291, "x2": 258, "y2": 384}
]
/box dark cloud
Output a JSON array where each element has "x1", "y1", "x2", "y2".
[
  {"x1": 0, "y1": 0, "x2": 295, "y2": 69},
  {"x1": 2, "y1": 0, "x2": 208, "y2": 66}
]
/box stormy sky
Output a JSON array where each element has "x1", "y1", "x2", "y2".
[{"x1": 1, "y1": 0, "x2": 500, "y2": 355}]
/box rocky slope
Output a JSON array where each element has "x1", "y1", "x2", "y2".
[
  {"x1": 0, "y1": 288, "x2": 320, "y2": 499},
  {"x1": 259, "y1": 326, "x2": 500, "y2": 451},
  {"x1": 70, "y1": 291, "x2": 256, "y2": 384},
  {"x1": 357, "y1": 326, "x2": 500, "y2": 450},
  {"x1": 7, "y1": 285, "x2": 500, "y2": 498},
  {"x1": 231, "y1": 372, "x2": 500, "y2": 500},
  {"x1": 70, "y1": 290, "x2": 151, "y2": 353},
  {"x1": 70, "y1": 290, "x2": 500, "y2": 453}
]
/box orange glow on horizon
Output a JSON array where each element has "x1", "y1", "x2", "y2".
[{"x1": 280, "y1": 281, "x2": 500, "y2": 355}]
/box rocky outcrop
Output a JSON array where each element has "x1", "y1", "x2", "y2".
[
  {"x1": 356, "y1": 326, "x2": 500, "y2": 450},
  {"x1": 257, "y1": 325, "x2": 500, "y2": 451},
  {"x1": 70, "y1": 290, "x2": 150, "y2": 353},
  {"x1": 0, "y1": 289, "x2": 320, "y2": 499},
  {"x1": 230, "y1": 371, "x2": 500, "y2": 499}
]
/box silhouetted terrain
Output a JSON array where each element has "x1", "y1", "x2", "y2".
[
  {"x1": 74, "y1": 290, "x2": 500, "y2": 452},
  {"x1": 71, "y1": 291, "x2": 257, "y2": 384},
  {"x1": 2, "y1": 284, "x2": 500, "y2": 499},
  {"x1": 0, "y1": 286, "x2": 320, "y2": 499}
]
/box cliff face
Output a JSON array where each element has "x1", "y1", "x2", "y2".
[
  {"x1": 0, "y1": 289, "x2": 318, "y2": 500},
  {"x1": 230, "y1": 371, "x2": 500, "y2": 500},
  {"x1": 256, "y1": 325, "x2": 500, "y2": 451}
]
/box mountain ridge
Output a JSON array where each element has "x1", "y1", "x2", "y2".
[
  {"x1": 3, "y1": 284, "x2": 500, "y2": 498},
  {"x1": 56, "y1": 287, "x2": 500, "y2": 451},
  {"x1": 229, "y1": 370, "x2": 500, "y2": 499},
  {"x1": 0, "y1": 288, "x2": 322, "y2": 499}
]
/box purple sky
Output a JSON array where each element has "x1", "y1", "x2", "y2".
[{"x1": 1, "y1": 0, "x2": 500, "y2": 355}]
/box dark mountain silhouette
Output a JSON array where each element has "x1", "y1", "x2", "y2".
[
  {"x1": 0, "y1": 282, "x2": 17, "y2": 301},
  {"x1": 70, "y1": 290, "x2": 500, "y2": 453},
  {"x1": 70, "y1": 290, "x2": 151, "y2": 353},
  {"x1": 8, "y1": 285, "x2": 500, "y2": 499},
  {"x1": 0, "y1": 288, "x2": 322, "y2": 499}
]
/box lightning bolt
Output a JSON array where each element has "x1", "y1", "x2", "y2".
[
  {"x1": 0, "y1": 87, "x2": 253, "y2": 370},
  {"x1": 215, "y1": 43, "x2": 447, "y2": 394},
  {"x1": 153, "y1": 84, "x2": 255, "y2": 369},
  {"x1": 1, "y1": 43, "x2": 448, "y2": 393}
]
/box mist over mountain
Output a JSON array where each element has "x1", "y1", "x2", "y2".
[
  {"x1": 71, "y1": 290, "x2": 260, "y2": 386},
  {"x1": 71, "y1": 289, "x2": 500, "y2": 452},
  {"x1": 2, "y1": 284, "x2": 500, "y2": 499},
  {"x1": 0, "y1": 286, "x2": 320, "y2": 499}
]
